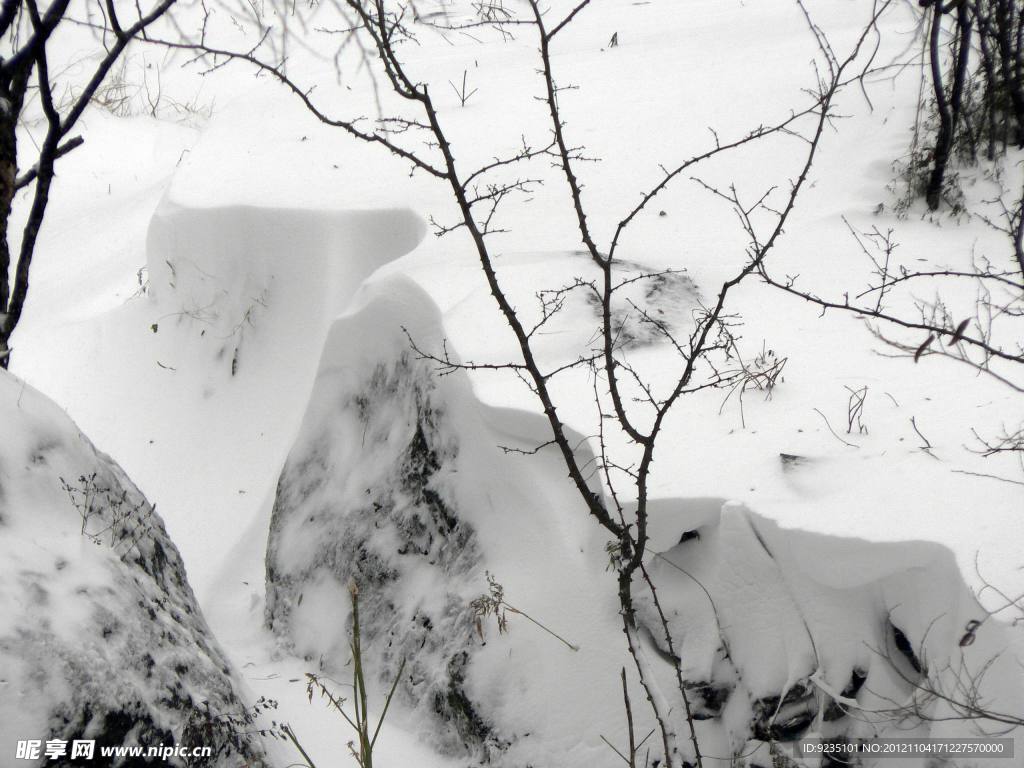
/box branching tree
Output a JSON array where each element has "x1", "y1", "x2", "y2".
[
  {"x1": 153, "y1": 1, "x2": 891, "y2": 764},
  {"x1": 0, "y1": 0, "x2": 177, "y2": 366}
]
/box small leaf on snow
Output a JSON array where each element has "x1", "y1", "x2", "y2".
[
  {"x1": 947, "y1": 318, "x2": 969, "y2": 346},
  {"x1": 150, "y1": 323, "x2": 158, "y2": 333},
  {"x1": 959, "y1": 619, "x2": 981, "y2": 646},
  {"x1": 914, "y1": 334, "x2": 934, "y2": 363}
]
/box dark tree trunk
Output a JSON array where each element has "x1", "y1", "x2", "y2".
[
  {"x1": 975, "y1": 3, "x2": 1001, "y2": 158},
  {"x1": 0, "y1": 86, "x2": 22, "y2": 368},
  {"x1": 927, "y1": 4, "x2": 973, "y2": 211},
  {"x1": 994, "y1": 0, "x2": 1024, "y2": 143}
]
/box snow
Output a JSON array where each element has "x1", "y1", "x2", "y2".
[{"x1": 4, "y1": 0, "x2": 1023, "y2": 765}]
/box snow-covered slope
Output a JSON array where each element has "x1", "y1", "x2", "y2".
[
  {"x1": 5, "y1": 0, "x2": 1023, "y2": 766},
  {"x1": 0, "y1": 370, "x2": 267, "y2": 766}
]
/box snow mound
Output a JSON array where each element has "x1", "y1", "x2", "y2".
[
  {"x1": 265, "y1": 273, "x2": 620, "y2": 763},
  {"x1": 0, "y1": 371, "x2": 267, "y2": 767},
  {"x1": 47, "y1": 200, "x2": 431, "y2": 598},
  {"x1": 634, "y1": 499, "x2": 1024, "y2": 767}
]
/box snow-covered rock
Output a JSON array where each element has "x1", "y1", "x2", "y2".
[
  {"x1": 633, "y1": 500, "x2": 1024, "y2": 767},
  {"x1": 0, "y1": 371, "x2": 268, "y2": 767},
  {"x1": 265, "y1": 275, "x2": 502, "y2": 760}
]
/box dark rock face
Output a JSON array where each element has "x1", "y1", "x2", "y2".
[
  {"x1": 0, "y1": 372, "x2": 267, "y2": 767},
  {"x1": 822, "y1": 668, "x2": 866, "y2": 722},
  {"x1": 683, "y1": 681, "x2": 731, "y2": 720},
  {"x1": 750, "y1": 679, "x2": 818, "y2": 742},
  {"x1": 266, "y1": 353, "x2": 501, "y2": 760},
  {"x1": 581, "y1": 258, "x2": 699, "y2": 349}
]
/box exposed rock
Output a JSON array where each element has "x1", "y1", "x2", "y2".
[
  {"x1": 683, "y1": 680, "x2": 731, "y2": 720},
  {"x1": 751, "y1": 679, "x2": 817, "y2": 742},
  {"x1": 265, "y1": 278, "x2": 503, "y2": 760},
  {"x1": 890, "y1": 622, "x2": 925, "y2": 675},
  {"x1": 778, "y1": 453, "x2": 808, "y2": 470},
  {"x1": 581, "y1": 258, "x2": 699, "y2": 349},
  {"x1": 823, "y1": 667, "x2": 867, "y2": 722}
]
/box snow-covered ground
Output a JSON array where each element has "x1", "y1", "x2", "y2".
[{"x1": 5, "y1": 0, "x2": 1024, "y2": 766}]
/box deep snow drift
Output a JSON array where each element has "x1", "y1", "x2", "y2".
[{"x1": 0, "y1": 371, "x2": 266, "y2": 766}]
